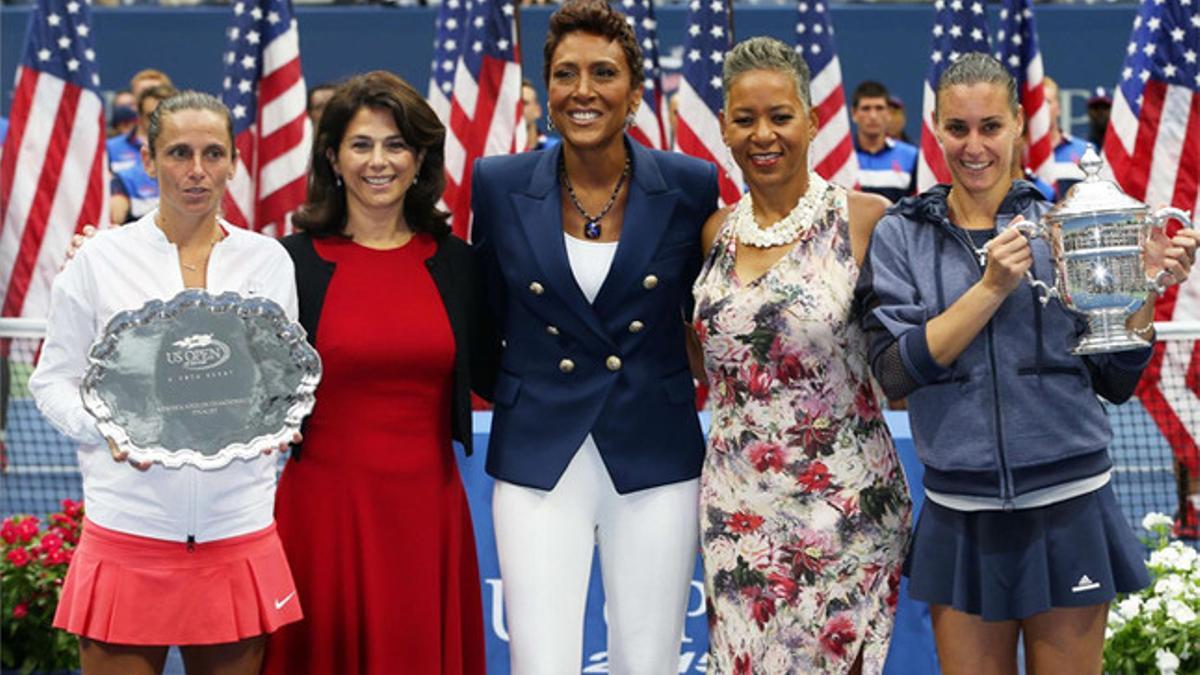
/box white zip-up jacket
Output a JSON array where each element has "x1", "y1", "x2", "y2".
[{"x1": 29, "y1": 212, "x2": 299, "y2": 543}]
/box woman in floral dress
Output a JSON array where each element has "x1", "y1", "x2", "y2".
[{"x1": 692, "y1": 37, "x2": 912, "y2": 674}]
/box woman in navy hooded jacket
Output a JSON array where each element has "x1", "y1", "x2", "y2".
[{"x1": 855, "y1": 53, "x2": 1197, "y2": 674}]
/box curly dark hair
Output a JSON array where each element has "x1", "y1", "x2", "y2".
[
  {"x1": 542, "y1": 0, "x2": 643, "y2": 91},
  {"x1": 294, "y1": 71, "x2": 449, "y2": 238}
]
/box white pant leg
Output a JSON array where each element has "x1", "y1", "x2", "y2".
[
  {"x1": 492, "y1": 439, "x2": 601, "y2": 675},
  {"x1": 596, "y1": 470, "x2": 700, "y2": 675}
]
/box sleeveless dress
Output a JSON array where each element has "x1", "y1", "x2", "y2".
[
  {"x1": 263, "y1": 234, "x2": 485, "y2": 675},
  {"x1": 693, "y1": 179, "x2": 912, "y2": 675}
]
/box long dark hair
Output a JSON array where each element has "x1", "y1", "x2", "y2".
[{"x1": 294, "y1": 71, "x2": 449, "y2": 237}]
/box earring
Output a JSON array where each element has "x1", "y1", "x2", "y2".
[
  {"x1": 546, "y1": 114, "x2": 555, "y2": 134},
  {"x1": 625, "y1": 111, "x2": 637, "y2": 129},
  {"x1": 412, "y1": 175, "x2": 419, "y2": 186},
  {"x1": 335, "y1": 174, "x2": 343, "y2": 188}
]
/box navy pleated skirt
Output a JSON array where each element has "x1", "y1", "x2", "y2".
[{"x1": 904, "y1": 483, "x2": 1150, "y2": 621}]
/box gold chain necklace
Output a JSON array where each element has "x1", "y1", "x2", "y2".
[{"x1": 178, "y1": 232, "x2": 224, "y2": 272}]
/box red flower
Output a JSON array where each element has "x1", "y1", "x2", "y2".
[
  {"x1": 44, "y1": 548, "x2": 70, "y2": 566},
  {"x1": 787, "y1": 414, "x2": 839, "y2": 457},
  {"x1": 726, "y1": 511, "x2": 765, "y2": 534},
  {"x1": 0, "y1": 518, "x2": 16, "y2": 544},
  {"x1": 61, "y1": 499, "x2": 84, "y2": 519},
  {"x1": 693, "y1": 319, "x2": 707, "y2": 345},
  {"x1": 746, "y1": 441, "x2": 785, "y2": 473},
  {"x1": 767, "y1": 570, "x2": 800, "y2": 605},
  {"x1": 750, "y1": 596, "x2": 777, "y2": 629},
  {"x1": 776, "y1": 352, "x2": 812, "y2": 385},
  {"x1": 38, "y1": 532, "x2": 64, "y2": 555},
  {"x1": 15, "y1": 517, "x2": 39, "y2": 543},
  {"x1": 733, "y1": 653, "x2": 752, "y2": 675},
  {"x1": 746, "y1": 363, "x2": 773, "y2": 400},
  {"x1": 797, "y1": 462, "x2": 833, "y2": 492},
  {"x1": 854, "y1": 382, "x2": 882, "y2": 421},
  {"x1": 886, "y1": 567, "x2": 902, "y2": 609},
  {"x1": 6, "y1": 547, "x2": 31, "y2": 567},
  {"x1": 11, "y1": 603, "x2": 28, "y2": 620},
  {"x1": 819, "y1": 613, "x2": 858, "y2": 658}
]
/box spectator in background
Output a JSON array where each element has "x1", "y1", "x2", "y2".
[
  {"x1": 111, "y1": 84, "x2": 176, "y2": 224},
  {"x1": 1043, "y1": 75, "x2": 1095, "y2": 199},
  {"x1": 1012, "y1": 133, "x2": 1054, "y2": 202},
  {"x1": 887, "y1": 94, "x2": 911, "y2": 144},
  {"x1": 129, "y1": 68, "x2": 172, "y2": 99},
  {"x1": 1086, "y1": 86, "x2": 1112, "y2": 150},
  {"x1": 520, "y1": 79, "x2": 558, "y2": 151},
  {"x1": 107, "y1": 69, "x2": 174, "y2": 174},
  {"x1": 109, "y1": 89, "x2": 137, "y2": 138},
  {"x1": 306, "y1": 82, "x2": 335, "y2": 129},
  {"x1": 852, "y1": 80, "x2": 917, "y2": 203}
]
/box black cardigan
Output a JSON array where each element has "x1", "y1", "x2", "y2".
[{"x1": 281, "y1": 231, "x2": 495, "y2": 457}]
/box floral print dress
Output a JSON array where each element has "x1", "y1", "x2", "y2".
[{"x1": 693, "y1": 180, "x2": 912, "y2": 675}]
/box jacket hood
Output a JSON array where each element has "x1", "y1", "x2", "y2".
[{"x1": 888, "y1": 180, "x2": 1048, "y2": 228}]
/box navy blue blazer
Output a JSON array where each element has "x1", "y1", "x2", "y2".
[{"x1": 472, "y1": 138, "x2": 719, "y2": 494}]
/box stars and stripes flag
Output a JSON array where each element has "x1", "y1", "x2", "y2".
[
  {"x1": 429, "y1": 0, "x2": 467, "y2": 126},
  {"x1": 0, "y1": 0, "x2": 107, "y2": 321},
  {"x1": 916, "y1": 0, "x2": 991, "y2": 192},
  {"x1": 674, "y1": 0, "x2": 742, "y2": 206},
  {"x1": 443, "y1": 0, "x2": 524, "y2": 240},
  {"x1": 620, "y1": 0, "x2": 669, "y2": 150},
  {"x1": 1109, "y1": 0, "x2": 1200, "y2": 487},
  {"x1": 995, "y1": 0, "x2": 1052, "y2": 181},
  {"x1": 219, "y1": 0, "x2": 311, "y2": 237},
  {"x1": 794, "y1": 0, "x2": 857, "y2": 189}
]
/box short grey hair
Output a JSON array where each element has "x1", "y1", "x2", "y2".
[
  {"x1": 934, "y1": 52, "x2": 1020, "y2": 119},
  {"x1": 147, "y1": 90, "x2": 236, "y2": 159},
  {"x1": 722, "y1": 37, "x2": 812, "y2": 111}
]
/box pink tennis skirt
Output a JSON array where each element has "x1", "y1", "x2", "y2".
[{"x1": 53, "y1": 518, "x2": 303, "y2": 645}]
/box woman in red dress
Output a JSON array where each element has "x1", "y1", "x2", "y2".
[{"x1": 262, "y1": 71, "x2": 489, "y2": 675}]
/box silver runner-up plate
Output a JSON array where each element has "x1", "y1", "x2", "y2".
[{"x1": 80, "y1": 289, "x2": 322, "y2": 470}]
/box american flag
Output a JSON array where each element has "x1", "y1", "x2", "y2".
[
  {"x1": 674, "y1": 0, "x2": 742, "y2": 206},
  {"x1": 916, "y1": 0, "x2": 991, "y2": 192},
  {"x1": 219, "y1": 0, "x2": 311, "y2": 237},
  {"x1": 0, "y1": 0, "x2": 107, "y2": 321},
  {"x1": 995, "y1": 0, "x2": 1052, "y2": 181},
  {"x1": 794, "y1": 0, "x2": 857, "y2": 189},
  {"x1": 429, "y1": 0, "x2": 467, "y2": 126},
  {"x1": 1109, "y1": 0, "x2": 1200, "y2": 501},
  {"x1": 620, "y1": 0, "x2": 668, "y2": 150},
  {"x1": 443, "y1": 0, "x2": 524, "y2": 240}
]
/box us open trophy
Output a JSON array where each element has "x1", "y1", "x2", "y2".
[
  {"x1": 80, "y1": 290, "x2": 322, "y2": 469},
  {"x1": 1019, "y1": 148, "x2": 1194, "y2": 354}
]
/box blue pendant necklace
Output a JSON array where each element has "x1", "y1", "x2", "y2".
[{"x1": 560, "y1": 153, "x2": 631, "y2": 239}]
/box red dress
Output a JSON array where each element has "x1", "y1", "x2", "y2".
[{"x1": 264, "y1": 234, "x2": 486, "y2": 675}]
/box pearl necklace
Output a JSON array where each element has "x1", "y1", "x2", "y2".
[{"x1": 734, "y1": 173, "x2": 828, "y2": 248}]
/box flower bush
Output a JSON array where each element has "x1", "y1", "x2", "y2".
[
  {"x1": 1, "y1": 499, "x2": 84, "y2": 673},
  {"x1": 1103, "y1": 512, "x2": 1200, "y2": 675}
]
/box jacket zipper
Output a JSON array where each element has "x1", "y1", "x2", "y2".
[{"x1": 945, "y1": 223, "x2": 1015, "y2": 508}]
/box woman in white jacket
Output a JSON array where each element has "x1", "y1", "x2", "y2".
[{"x1": 29, "y1": 91, "x2": 301, "y2": 675}]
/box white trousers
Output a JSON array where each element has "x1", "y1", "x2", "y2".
[{"x1": 493, "y1": 436, "x2": 700, "y2": 675}]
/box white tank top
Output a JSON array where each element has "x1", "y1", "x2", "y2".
[{"x1": 564, "y1": 233, "x2": 619, "y2": 304}]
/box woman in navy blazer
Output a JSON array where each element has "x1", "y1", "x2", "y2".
[{"x1": 471, "y1": 1, "x2": 717, "y2": 672}]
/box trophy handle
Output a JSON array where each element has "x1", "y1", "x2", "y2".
[
  {"x1": 1147, "y1": 207, "x2": 1194, "y2": 293},
  {"x1": 1012, "y1": 221, "x2": 1059, "y2": 305}
]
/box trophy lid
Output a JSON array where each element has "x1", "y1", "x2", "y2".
[{"x1": 1044, "y1": 147, "x2": 1146, "y2": 219}]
